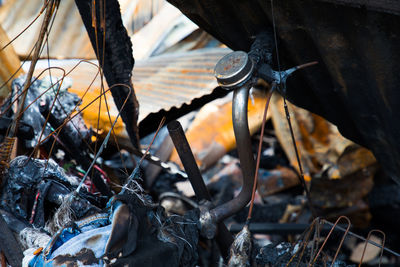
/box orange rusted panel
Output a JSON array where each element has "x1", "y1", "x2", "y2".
[
  {"x1": 0, "y1": 24, "x2": 23, "y2": 103},
  {"x1": 269, "y1": 92, "x2": 376, "y2": 180}
]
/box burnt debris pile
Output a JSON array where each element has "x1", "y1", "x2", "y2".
[
  {"x1": 0, "y1": 0, "x2": 400, "y2": 266},
  {"x1": 0, "y1": 73, "x2": 399, "y2": 266}
]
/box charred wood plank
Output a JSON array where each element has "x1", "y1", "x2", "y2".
[{"x1": 74, "y1": 0, "x2": 140, "y2": 149}]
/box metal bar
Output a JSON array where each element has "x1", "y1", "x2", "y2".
[
  {"x1": 8, "y1": 0, "x2": 56, "y2": 138},
  {"x1": 229, "y1": 223, "x2": 343, "y2": 235},
  {"x1": 210, "y1": 83, "x2": 256, "y2": 222},
  {"x1": 324, "y1": 220, "x2": 400, "y2": 257},
  {"x1": 167, "y1": 121, "x2": 212, "y2": 200},
  {"x1": 167, "y1": 120, "x2": 233, "y2": 259}
]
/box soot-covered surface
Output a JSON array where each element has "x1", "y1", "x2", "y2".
[{"x1": 167, "y1": 0, "x2": 400, "y2": 184}]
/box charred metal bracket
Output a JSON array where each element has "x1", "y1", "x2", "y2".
[
  {"x1": 200, "y1": 31, "x2": 314, "y2": 238},
  {"x1": 258, "y1": 62, "x2": 318, "y2": 94}
]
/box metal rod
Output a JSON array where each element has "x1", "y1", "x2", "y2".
[
  {"x1": 9, "y1": 0, "x2": 56, "y2": 138},
  {"x1": 323, "y1": 220, "x2": 400, "y2": 257},
  {"x1": 167, "y1": 120, "x2": 233, "y2": 259},
  {"x1": 229, "y1": 223, "x2": 342, "y2": 235},
  {"x1": 359, "y1": 229, "x2": 385, "y2": 267},
  {"x1": 167, "y1": 121, "x2": 211, "y2": 200},
  {"x1": 210, "y1": 83, "x2": 256, "y2": 222},
  {"x1": 312, "y1": 216, "x2": 351, "y2": 266}
]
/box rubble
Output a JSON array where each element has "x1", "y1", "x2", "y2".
[
  {"x1": 0, "y1": 0, "x2": 399, "y2": 266},
  {"x1": 0, "y1": 66, "x2": 398, "y2": 267}
]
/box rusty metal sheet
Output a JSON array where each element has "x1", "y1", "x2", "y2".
[
  {"x1": 0, "y1": 24, "x2": 23, "y2": 103},
  {"x1": 0, "y1": 0, "x2": 166, "y2": 59},
  {"x1": 130, "y1": 2, "x2": 199, "y2": 60},
  {"x1": 133, "y1": 48, "x2": 230, "y2": 121},
  {"x1": 269, "y1": 92, "x2": 355, "y2": 179},
  {"x1": 119, "y1": 0, "x2": 166, "y2": 35}
]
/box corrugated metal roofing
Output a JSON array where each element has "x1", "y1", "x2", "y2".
[
  {"x1": 29, "y1": 47, "x2": 230, "y2": 122},
  {"x1": 133, "y1": 48, "x2": 229, "y2": 120}
]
